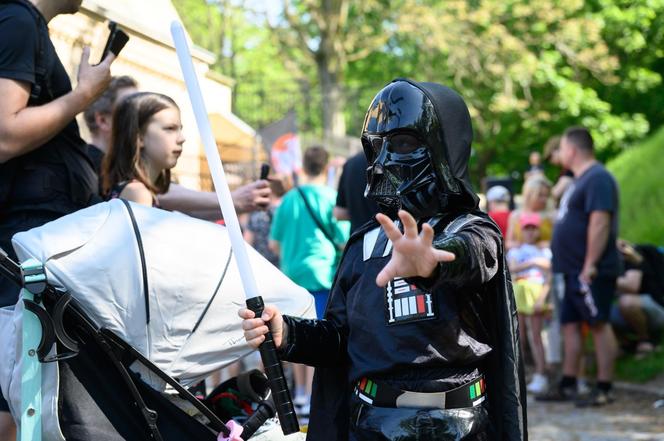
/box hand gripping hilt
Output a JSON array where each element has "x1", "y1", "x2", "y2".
[{"x1": 245, "y1": 296, "x2": 299, "y2": 435}]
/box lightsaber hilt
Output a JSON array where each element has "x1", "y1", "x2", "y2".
[
  {"x1": 241, "y1": 399, "x2": 275, "y2": 439},
  {"x1": 246, "y1": 296, "x2": 299, "y2": 435}
]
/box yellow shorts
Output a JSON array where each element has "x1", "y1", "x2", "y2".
[{"x1": 514, "y1": 279, "x2": 546, "y2": 315}]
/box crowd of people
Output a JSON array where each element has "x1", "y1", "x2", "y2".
[
  {"x1": 1, "y1": 1, "x2": 662, "y2": 440},
  {"x1": 488, "y1": 129, "x2": 664, "y2": 407}
]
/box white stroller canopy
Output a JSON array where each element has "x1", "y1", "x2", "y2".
[{"x1": 11, "y1": 200, "x2": 315, "y2": 389}]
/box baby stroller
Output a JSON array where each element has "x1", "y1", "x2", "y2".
[{"x1": 0, "y1": 200, "x2": 315, "y2": 440}]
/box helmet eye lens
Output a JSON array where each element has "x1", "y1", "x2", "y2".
[
  {"x1": 388, "y1": 134, "x2": 421, "y2": 154},
  {"x1": 370, "y1": 136, "x2": 383, "y2": 153},
  {"x1": 364, "y1": 133, "x2": 423, "y2": 158}
]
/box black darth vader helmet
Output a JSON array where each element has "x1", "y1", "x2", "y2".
[{"x1": 362, "y1": 79, "x2": 478, "y2": 219}]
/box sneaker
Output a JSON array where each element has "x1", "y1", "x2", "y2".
[
  {"x1": 577, "y1": 378, "x2": 591, "y2": 395},
  {"x1": 527, "y1": 374, "x2": 549, "y2": 394},
  {"x1": 534, "y1": 384, "x2": 577, "y2": 402},
  {"x1": 293, "y1": 394, "x2": 309, "y2": 408},
  {"x1": 297, "y1": 403, "x2": 311, "y2": 417},
  {"x1": 575, "y1": 388, "x2": 614, "y2": 407}
]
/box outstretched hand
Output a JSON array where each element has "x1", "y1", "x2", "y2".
[{"x1": 375, "y1": 210, "x2": 455, "y2": 287}]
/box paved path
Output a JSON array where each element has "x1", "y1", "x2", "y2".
[{"x1": 528, "y1": 389, "x2": 664, "y2": 441}]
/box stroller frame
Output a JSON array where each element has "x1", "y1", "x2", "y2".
[
  {"x1": 0, "y1": 247, "x2": 274, "y2": 440},
  {"x1": 18, "y1": 258, "x2": 44, "y2": 441}
]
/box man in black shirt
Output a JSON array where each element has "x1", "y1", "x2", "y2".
[
  {"x1": 240, "y1": 80, "x2": 526, "y2": 441},
  {"x1": 0, "y1": 0, "x2": 115, "y2": 434},
  {"x1": 334, "y1": 151, "x2": 379, "y2": 234},
  {"x1": 0, "y1": 0, "x2": 115, "y2": 285},
  {"x1": 545, "y1": 126, "x2": 620, "y2": 407}
]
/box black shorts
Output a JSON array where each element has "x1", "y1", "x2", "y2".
[{"x1": 560, "y1": 274, "x2": 616, "y2": 325}]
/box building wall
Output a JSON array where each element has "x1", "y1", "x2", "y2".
[{"x1": 48, "y1": 3, "x2": 239, "y2": 190}]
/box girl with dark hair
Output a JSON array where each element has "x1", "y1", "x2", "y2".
[{"x1": 101, "y1": 92, "x2": 184, "y2": 206}]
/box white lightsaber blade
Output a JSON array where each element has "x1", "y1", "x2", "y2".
[{"x1": 170, "y1": 21, "x2": 259, "y2": 300}]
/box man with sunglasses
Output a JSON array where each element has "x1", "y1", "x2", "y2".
[{"x1": 240, "y1": 79, "x2": 526, "y2": 441}]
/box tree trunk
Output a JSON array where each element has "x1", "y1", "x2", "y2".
[
  {"x1": 317, "y1": 60, "x2": 346, "y2": 147},
  {"x1": 473, "y1": 147, "x2": 493, "y2": 190}
]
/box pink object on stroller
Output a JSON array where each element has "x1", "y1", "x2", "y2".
[{"x1": 220, "y1": 420, "x2": 244, "y2": 441}]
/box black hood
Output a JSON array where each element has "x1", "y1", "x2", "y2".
[{"x1": 405, "y1": 79, "x2": 480, "y2": 211}]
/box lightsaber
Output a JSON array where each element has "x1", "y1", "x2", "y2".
[{"x1": 170, "y1": 21, "x2": 299, "y2": 435}]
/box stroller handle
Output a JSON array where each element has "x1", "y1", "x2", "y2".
[
  {"x1": 0, "y1": 247, "x2": 22, "y2": 286},
  {"x1": 246, "y1": 296, "x2": 300, "y2": 435}
]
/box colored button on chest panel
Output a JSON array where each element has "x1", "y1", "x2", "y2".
[{"x1": 384, "y1": 277, "x2": 436, "y2": 325}]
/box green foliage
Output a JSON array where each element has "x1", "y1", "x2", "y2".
[
  {"x1": 271, "y1": 0, "x2": 408, "y2": 140},
  {"x1": 587, "y1": 0, "x2": 664, "y2": 136},
  {"x1": 172, "y1": 0, "x2": 307, "y2": 130},
  {"x1": 615, "y1": 338, "x2": 664, "y2": 383},
  {"x1": 607, "y1": 125, "x2": 664, "y2": 245},
  {"x1": 385, "y1": 0, "x2": 655, "y2": 180},
  {"x1": 172, "y1": 0, "x2": 224, "y2": 55},
  {"x1": 174, "y1": 0, "x2": 664, "y2": 185}
]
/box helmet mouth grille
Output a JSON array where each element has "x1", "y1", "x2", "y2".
[
  {"x1": 367, "y1": 175, "x2": 400, "y2": 211},
  {"x1": 372, "y1": 174, "x2": 397, "y2": 196}
]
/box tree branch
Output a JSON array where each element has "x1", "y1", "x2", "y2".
[
  {"x1": 281, "y1": 0, "x2": 316, "y2": 56},
  {"x1": 346, "y1": 44, "x2": 380, "y2": 62},
  {"x1": 258, "y1": 10, "x2": 309, "y2": 79}
]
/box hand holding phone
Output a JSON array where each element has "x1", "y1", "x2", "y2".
[
  {"x1": 260, "y1": 163, "x2": 270, "y2": 180},
  {"x1": 100, "y1": 21, "x2": 129, "y2": 64}
]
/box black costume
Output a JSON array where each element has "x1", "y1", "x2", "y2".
[
  {"x1": 279, "y1": 80, "x2": 526, "y2": 440},
  {"x1": 87, "y1": 143, "x2": 105, "y2": 176}
]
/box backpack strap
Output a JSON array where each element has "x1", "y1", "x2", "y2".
[{"x1": 296, "y1": 186, "x2": 343, "y2": 251}]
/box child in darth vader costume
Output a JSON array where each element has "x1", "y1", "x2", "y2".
[{"x1": 240, "y1": 79, "x2": 527, "y2": 441}]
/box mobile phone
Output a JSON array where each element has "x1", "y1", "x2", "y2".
[
  {"x1": 100, "y1": 21, "x2": 117, "y2": 61},
  {"x1": 100, "y1": 21, "x2": 129, "y2": 63},
  {"x1": 260, "y1": 163, "x2": 270, "y2": 180}
]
